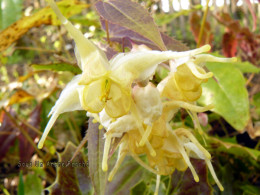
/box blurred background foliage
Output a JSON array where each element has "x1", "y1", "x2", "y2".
[{"x1": 0, "y1": 0, "x2": 260, "y2": 194}]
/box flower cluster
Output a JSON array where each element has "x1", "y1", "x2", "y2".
[{"x1": 40, "y1": 1, "x2": 236, "y2": 194}]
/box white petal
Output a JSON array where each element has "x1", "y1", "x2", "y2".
[
  {"x1": 38, "y1": 75, "x2": 83, "y2": 149},
  {"x1": 110, "y1": 46, "x2": 210, "y2": 88},
  {"x1": 133, "y1": 83, "x2": 162, "y2": 125},
  {"x1": 109, "y1": 51, "x2": 177, "y2": 87},
  {"x1": 99, "y1": 109, "x2": 112, "y2": 130},
  {"x1": 106, "y1": 115, "x2": 138, "y2": 137}
]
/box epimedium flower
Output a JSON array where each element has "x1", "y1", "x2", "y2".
[
  {"x1": 38, "y1": 0, "x2": 218, "y2": 149},
  {"x1": 158, "y1": 51, "x2": 237, "y2": 102},
  {"x1": 157, "y1": 51, "x2": 236, "y2": 134},
  {"x1": 48, "y1": 0, "x2": 212, "y2": 118},
  {"x1": 97, "y1": 100, "x2": 223, "y2": 194},
  {"x1": 39, "y1": 1, "x2": 233, "y2": 194},
  {"x1": 94, "y1": 83, "x2": 215, "y2": 179},
  {"x1": 146, "y1": 128, "x2": 224, "y2": 191},
  {"x1": 96, "y1": 83, "x2": 163, "y2": 171}
]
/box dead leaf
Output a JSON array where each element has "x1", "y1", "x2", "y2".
[
  {"x1": 0, "y1": 0, "x2": 89, "y2": 52},
  {"x1": 8, "y1": 89, "x2": 34, "y2": 106}
]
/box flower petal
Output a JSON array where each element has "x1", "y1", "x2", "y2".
[
  {"x1": 194, "y1": 54, "x2": 237, "y2": 65},
  {"x1": 110, "y1": 49, "x2": 210, "y2": 88},
  {"x1": 78, "y1": 79, "x2": 106, "y2": 113},
  {"x1": 133, "y1": 83, "x2": 162, "y2": 125},
  {"x1": 38, "y1": 75, "x2": 83, "y2": 149},
  {"x1": 106, "y1": 115, "x2": 138, "y2": 137},
  {"x1": 48, "y1": 0, "x2": 109, "y2": 83},
  {"x1": 105, "y1": 82, "x2": 131, "y2": 118}
]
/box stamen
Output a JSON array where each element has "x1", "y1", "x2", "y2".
[
  {"x1": 205, "y1": 159, "x2": 224, "y2": 191},
  {"x1": 130, "y1": 153, "x2": 160, "y2": 175},
  {"x1": 139, "y1": 125, "x2": 152, "y2": 147},
  {"x1": 155, "y1": 174, "x2": 161, "y2": 195},
  {"x1": 102, "y1": 134, "x2": 112, "y2": 171},
  {"x1": 186, "y1": 62, "x2": 213, "y2": 79},
  {"x1": 92, "y1": 119, "x2": 98, "y2": 123},
  {"x1": 187, "y1": 110, "x2": 204, "y2": 135},
  {"x1": 146, "y1": 142, "x2": 156, "y2": 157},
  {"x1": 171, "y1": 131, "x2": 199, "y2": 182},
  {"x1": 131, "y1": 102, "x2": 156, "y2": 156},
  {"x1": 176, "y1": 128, "x2": 211, "y2": 159}
]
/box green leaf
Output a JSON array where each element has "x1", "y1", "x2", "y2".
[
  {"x1": 210, "y1": 53, "x2": 260, "y2": 73},
  {"x1": 240, "y1": 184, "x2": 260, "y2": 195},
  {"x1": 95, "y1": 0, "x2": 167, "y2": 51},
  {"x1": 207, "y1": 136, "x2": 260, "y2": 161},
  {"x1": 131, "y1": 181, "x2": 147, "y2": 195},
  {"x1": 87, "y1": 118, "x2": 107, "y2": 195},
  {"x1": 18, "y1": 171, "x2": 24, "y2": 195},
  {"x1": 24, "y1": 173, "x2": 43, "y2": 195},
  {"x1": 198, "y1": 62, "x2": 250, "y2": 131},
  {"x1": 195, "y1": 135, "x2": 260, "y2": 194},
  {"x1": 231, "y1": 61, "x2": 260, "y2": 73},
  {"x1": 0, "y1": 0, "x2": 23, "y2": 30},
  {"x1": 46, "y1": 142, "x2": 91, "y2": 195},
  {"x1": 252, "y1": 92, "x2": 260, "y2": 117},
  {"x1": 31, "y1": 63, "x2": 82, "y2": 74}
]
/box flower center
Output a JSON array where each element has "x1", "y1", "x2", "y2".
[{"x1": 100, "y1": 78, "x2": 111, "y2": 102}]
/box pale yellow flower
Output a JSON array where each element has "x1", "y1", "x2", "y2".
[
  {"x1": 158, "y1": 51, "x2": 237, "y2": 102},
  {"x1": 39, "y1": 0, "x2": 209, "y2": 149}
]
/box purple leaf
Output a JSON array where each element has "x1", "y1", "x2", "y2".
[
  {"x1": 95, "y1": 0, "x2": 167, "y2": 51},
  {"x1": 100, "y1": 18, "x2": 188, "y2": 51},
  {"x1": 98, "y1": 43, "x2": 118, "y2": 60}
]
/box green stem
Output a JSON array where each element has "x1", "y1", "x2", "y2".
[
  {"x1": 197, "y1": 0, "x2": 210, "y2": 48},
  {"x1": 166, "y1": 175, "x2": 172, "y2": 195}
]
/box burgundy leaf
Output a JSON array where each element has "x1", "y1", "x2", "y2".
[
  {"x1": 222, "y1": 32, "x2": 237, "y2": 57},
  {"x1": 171, "y1": 159, "x2": 213, "y2": 195},
  {"x1": 0, "y1": 109, "x2": 19, "y2": 162}
]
